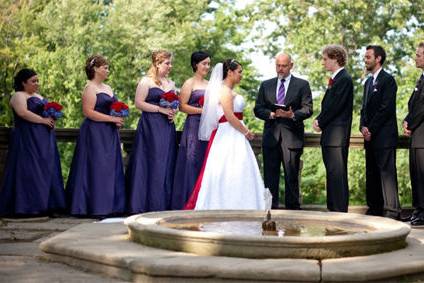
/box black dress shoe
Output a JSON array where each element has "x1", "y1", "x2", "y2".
[
  {"x1": 401, "y1": 214, "x2": 417, "y2": 222},
  {"x1": 365, "y1": 208, "x2": 383, "y2": 216},
  {"x1": 411, "y1": 217, "x2": 424, "y2": 226}
]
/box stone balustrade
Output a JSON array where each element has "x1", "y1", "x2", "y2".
[{"x1": 0, "y1": 126, "x2": 410, "y2": 180}]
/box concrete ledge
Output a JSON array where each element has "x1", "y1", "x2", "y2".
[
  {"x1": 322, "y1": 229, "x2": 424, "y2": 282},
  {"x1": 39, "y1": 221, "x2": 424, "y2": 282},
  {"x1": 40, "y1": 223, "x2": 320, "y2": 282}
]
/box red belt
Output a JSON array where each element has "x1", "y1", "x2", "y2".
[{"x1": 218, "y1": 112, "x2": 243, "y2": 123}]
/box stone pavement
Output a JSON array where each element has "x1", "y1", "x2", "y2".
[{"x1": 0, "y1": 217, "x2": 127, "y2": 282}]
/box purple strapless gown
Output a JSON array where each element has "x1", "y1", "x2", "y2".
[
  {"x1": 126, "y1": 87, "x2": 177, "y2": 213},
  {"x1": 170, "y1": 90, "x2": 207, "y2": 209},
  {"x1": 0, "y1": 96, "x2": 66, "y2": 216},
  {"x1": 66, "y1": 93, "x2": 126, "y2": 217}
]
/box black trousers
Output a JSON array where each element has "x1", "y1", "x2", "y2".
[
  {"x1": 263, "y1": 141, "x2": 302, "y2": 209},
  {"x1": 365, "y1": 147, "x2": 400, "y2": 215},
  {"x1": 322, "y1": 146, "x2": 349, "y2": 212},
  {"x1": 410, "y1": 148, "x2": 424, "y2": 210}
]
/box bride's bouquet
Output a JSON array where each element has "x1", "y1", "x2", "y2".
[
  {"x1": 159, "y1": 91, "x2": 179, "y2": 109},
  {"x1": 42, "y1": 100, "x2": 63, "y2": 119}
]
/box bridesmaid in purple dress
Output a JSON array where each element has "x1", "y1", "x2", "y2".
[
  {"x1": 170, "y1": 51, "x2": 210, "y2": 209},
  {"x1": 66, "y1": 55, "x2": 126, "y2": 217},
  {"x1": 126, "y1": 50, "x2": 178, "y2": 213},
  {"x1": 0, "y1": 69, "x2": 65, "y2": 217}
]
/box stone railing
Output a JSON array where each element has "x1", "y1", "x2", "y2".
[{"x1": 0, "y1": 126, "x2": 410, "y2": 179}]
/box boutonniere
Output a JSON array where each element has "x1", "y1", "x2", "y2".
[
  {"x1": 328, "y1": 78, "x2": 334, "y2": 88},
  {"x1": 372, "y1": 80, "x2": 378, "y2": 93}
]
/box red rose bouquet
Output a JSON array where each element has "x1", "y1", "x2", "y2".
[
  {"x1": 110, "y1": 101, "x2": 129, "y2": 117},
  {"x1": 42, "y1": 100, "x2": 63, "y2": 119},
  {"x1": 159, "y1": 91, "x2": 179, "y2": 109},
  {"x1": 198, "y1": 96, "x2": 205, "y2": 107}
]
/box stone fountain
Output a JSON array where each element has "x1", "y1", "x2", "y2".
[
  {"x1": 39, "y1": 209, "x2": 424, "y2": 282},
  {"x1": 125, "y1": 209, "x2": 410, "y2": 259}
]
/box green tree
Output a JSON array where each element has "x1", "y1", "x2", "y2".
[
  {"x1": 0, "y1": 0, "x2": 261, "y2": 181},
  {"x1": 241, "y1": 0, "x2": 424, "y2": 205}
]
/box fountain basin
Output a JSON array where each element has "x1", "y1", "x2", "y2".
[{"x1": 126, "y1": 210, "x2": 410, "y2": 259}]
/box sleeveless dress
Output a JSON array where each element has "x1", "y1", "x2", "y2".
[
  {"x1": 186, "y1": 95, "x2": 266, "y2": 210},
  {"x1": 126, "y1": 87, "x2": 177, "y2": 213},
  {"x1": 66, "y1": 92, "x2": 126, "y2": 217},
  {"x1": 0, "y1": 96, "x2": 66, "y2": 216},
  {"x1": 170, "y1": 89, "x2": 208, "y2": 209}
]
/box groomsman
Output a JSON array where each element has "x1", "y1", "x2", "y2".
[
  {"x1": 254, "y1": 53, "x2": 313, "y2": 209},
  {"x1": 403, "y1": 42, "x2": 424, "y2": 225},
  {"x1": 313, "y1": 45, "x2": 353, "y2": 212},
  {"x1": 360, "y1": 45, "x2": 401, "y2": 219}
]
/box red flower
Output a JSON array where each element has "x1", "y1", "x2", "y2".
[
  {"x1": 161, "y1": 91, "x2": 178, "y2": 102},
  {"x1": 44, "y1": 102, "x2": 63, "y2": 111},
  {"x1": 111, "y1": 101, "x2": 129, "y2": 112},
  {"x1": 198, "y1": 96, "x2": 205, "y2": 107},
  {"x1": 328, "y1": 78, "x2": 335, "y2": 87}
]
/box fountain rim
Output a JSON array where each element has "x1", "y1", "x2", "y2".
[{"x1": 125, "y1": 209, "x2": 411, "y2": 244}]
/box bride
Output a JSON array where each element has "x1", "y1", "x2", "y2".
[{"x1": 185, "y1": 59, "x2": 270, "y2": 210}]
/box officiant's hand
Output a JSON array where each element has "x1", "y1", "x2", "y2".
[{"x1": 275, "y1": 107, "x2": 294, "y2": 119}]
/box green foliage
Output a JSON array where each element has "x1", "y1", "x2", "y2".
[
  {"x1": 240, "y1": 0, "x2": 423, "y2": 206},
  {"x1": 0, "y1": 0, "x2": 259, "y2": 181}
]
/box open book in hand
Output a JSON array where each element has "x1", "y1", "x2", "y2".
[{"x1": 272, "y1": 104, "x2": 290, "y2": 112}]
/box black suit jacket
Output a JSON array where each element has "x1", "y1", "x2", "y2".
[
  {"x1": 405, "y1": 75, "x2": 424, "y2": 148},
  {"x1": 254, "y1": 75, "x2": 313, "y2": 149},
  {"x1": 316, "y1": 69, "x2": 354, "y2": 147},
  {"x1": 360, "y1": 69, "x2": 398, "y2": 149}
]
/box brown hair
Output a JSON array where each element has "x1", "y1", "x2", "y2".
[
  {"x1": 147, "y1": 50, "x2": 172, "y2": 86},
  {"x1": 323, "y1": 44, "x2": 348, "y2": 67},
  {"x1": 419, "y1": 42, "x2": 424, "y2": 49},
  {"x1": 85, "y1": 54, "x2": 108, "y2": 80},
  {"x1": 366, "y1": 45, "x2": 386, "y2": 65},
  {"x1": 222, "y1": 59, "x2": 241, "y2": 79}
]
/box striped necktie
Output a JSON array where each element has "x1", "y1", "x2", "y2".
[{"x1": 277, "y1": 78, "x2": 286, "y2": 104}]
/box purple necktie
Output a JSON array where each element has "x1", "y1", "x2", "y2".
[{"x1": 277, "y1": 78, "x2": 286, "y2": 104}]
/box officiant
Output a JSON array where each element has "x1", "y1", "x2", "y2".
[{"x1": 254, "y1": 53, "x2": 313, "y2": 209}]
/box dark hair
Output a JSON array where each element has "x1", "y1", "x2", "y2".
[
  {"x1": 419, "y1": 42, "x2": 424, "y2": 49},
  {"x1": 191, "y1": 51, "x2": 210, "y2": 72},
  {"x1": 323, "y1": 44, "x2": 348, "y2": 66},
  {"x1": 85, "y1": 54, "x2": 108, "y2": 80},
  {"x1": 366, "y1": 45, "x2": 386, "y2": 65},
  {"x1": 14, "y1": 68, "x2": 37, "y2": 91},
  {"x1": 223, "y1": 59, "x2": 241, "y2": 79}
]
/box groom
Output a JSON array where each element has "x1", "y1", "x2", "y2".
[{"x1": 254, "y1": 53, "x2": 313, "y2": 209}]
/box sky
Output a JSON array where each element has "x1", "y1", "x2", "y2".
[{"x1": 234, "y1": 0, "x2": 276, "y2": 80}]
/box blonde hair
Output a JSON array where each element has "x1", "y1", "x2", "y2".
[{"x1": 147, "y1": 50, "x2": 172, "y2": 86}]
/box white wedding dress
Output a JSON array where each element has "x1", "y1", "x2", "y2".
[{"x1": 194, "y1": 94, "x2": 267, "y2": 210}]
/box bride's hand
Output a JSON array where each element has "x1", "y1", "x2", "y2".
[{"x1": 244, "y1": 130, "x2": 255, "y2": 141}]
